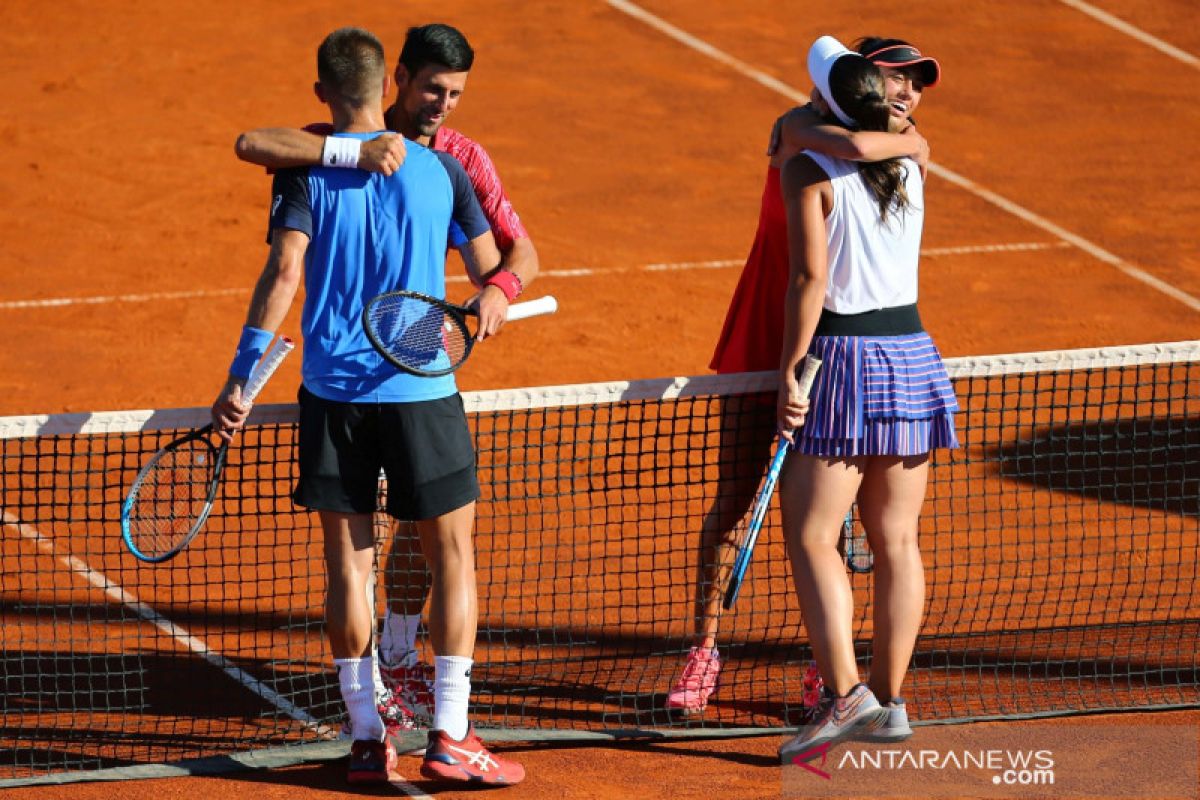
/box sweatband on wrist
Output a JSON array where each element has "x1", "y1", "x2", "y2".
[
  {"x1": 321, "y1": 136, "x2": 361, "y2": 168},
  {"x1": 228, "y1": 326, "x2": 273, "y2": 379},
  {"x1": 484, "y1": 269, "x2": 523, "y2": 302}
]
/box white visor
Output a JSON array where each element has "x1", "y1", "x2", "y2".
[{"x1": 807, "y1": 35, "x2": 857, "y2": 127}]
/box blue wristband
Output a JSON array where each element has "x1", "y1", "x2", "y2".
[{"x1": 229, "y1": 326, "x2": 273, "y2": 379}]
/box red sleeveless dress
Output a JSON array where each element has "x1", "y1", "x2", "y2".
[{"x1": 709, "y1": 166, "x2": 789, "y2": 374}]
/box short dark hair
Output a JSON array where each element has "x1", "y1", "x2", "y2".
[
  {"x1": 398, "y1": 23, "x2": 474, "y2": 76},
  {"x1": 317, "y1": 27, "x2": 387, "y2": 106}
]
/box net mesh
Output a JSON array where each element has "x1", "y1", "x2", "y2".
[{"x1": 1, "y1": 341, "x2": 1198, "y2": 780}]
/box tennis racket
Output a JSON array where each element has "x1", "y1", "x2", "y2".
[
  {"x1": 839, "y1": 504, "x2": 874, "y2": 574},
  {"x1": 723, "y1": 354, "x2": 822, "y2": 610},
  {"x1": 120, "y1": 336, "x2": 295, "y2": 563},
  {"x1": 363, "y1": 290, "x2": 558, "y2": 377}
]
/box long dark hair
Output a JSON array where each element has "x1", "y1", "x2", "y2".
[{"x1": 826, "y1": 55, "x2": 910, "y2": 221}]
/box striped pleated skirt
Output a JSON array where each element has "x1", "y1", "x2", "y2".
[{"x1": 794, "y1": 333, "x2": 959, "y2": 457}]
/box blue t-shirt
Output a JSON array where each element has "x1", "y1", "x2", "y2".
[{"x1": 270, "y1": 133, "x2": 491, "y2": 403}]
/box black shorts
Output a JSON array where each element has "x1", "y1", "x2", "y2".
[{"x1": 293, "y1": 386, "x2": 480, "y2": 521}]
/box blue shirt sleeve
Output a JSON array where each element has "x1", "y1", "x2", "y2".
[
  {"x1": 268, "y1": 167, "x2": 313, "y2": 243},
  {"x1": 433, "y1": 151, "x2": 490, "y2": 243}
]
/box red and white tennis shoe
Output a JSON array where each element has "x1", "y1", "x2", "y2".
[
  {"x1": 799, "y1": 661, "x2": 830, "y2": 723},
  {"x1": 339, "y1": 687, "x2": 420, "y2": 741},
  {"x1": 346, "y1": 737, "x2": 400, "y2": 785},
  {"x1": 420, "y1": 726, "x2": 525, "y2": 785},
  {"x1": 381, "y1": 660, "x2": 436, "y2": 725}
]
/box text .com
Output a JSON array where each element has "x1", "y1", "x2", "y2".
[{"x1": 994, "y1": 767, "x2": 1056, "y2": 786}]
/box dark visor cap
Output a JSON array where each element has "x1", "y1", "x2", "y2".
[{"x1": 864, "y1": 44, "x2": 941, "y2": 88}]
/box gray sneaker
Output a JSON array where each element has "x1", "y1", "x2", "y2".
[
  {"x1": 778, "y1": 683, "x2": 889, "y2": 764},
  {"x1": 860, "y1": 698, "x2": 913, "y2": 743}
]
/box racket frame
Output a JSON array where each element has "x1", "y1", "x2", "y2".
[
  {"x1": 362, "y1": 290, "x2": 558, "y2": 377},
  {"x1": 119, "y1": 337, "x2": 294, "y2": 563},
  {"x1": 120, "y1": 424, "x2": 226, "y2": 563},
  {"x1": 722, "y1": 354, "x2": 822, "y2": 610}
]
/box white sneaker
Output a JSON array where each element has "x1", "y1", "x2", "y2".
[
  {"x1": 860, "y1": 698, "x2": 913, "y2": 742},
  {"x1": 778, "y1": 683, "x2": 888, "y2": 764}
]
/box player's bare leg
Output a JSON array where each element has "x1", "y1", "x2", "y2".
[{"x1": 857, "y1": 455, "x2": 928, "y2": 743}]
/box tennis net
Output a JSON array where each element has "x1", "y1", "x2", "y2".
[{"x1": 1, "y1": 340, "x2": 1197, "y2": 782}]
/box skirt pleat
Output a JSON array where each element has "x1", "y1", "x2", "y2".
[{"x1": 796, "y1": 333, "x2": 959, "y2": 457}]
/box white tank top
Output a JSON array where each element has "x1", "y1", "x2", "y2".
[{"x1": 803, "y1": 151, "x2": 924, "y2": 314}]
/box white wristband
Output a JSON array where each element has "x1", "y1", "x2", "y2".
[{"x1": 321, "y1": 136, "x2": 361, "y2": 168}]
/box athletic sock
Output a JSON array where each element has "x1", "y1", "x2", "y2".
[
  {"x1": 379, "y1": 611, "x2": 422, "y2": 667},
  {"x1": 370, "y1": 649, "x2": 386, "y2": 698},
  {"x1": 336, "y1": 657, "x2": 384, "y2": 741},
  {"x1": 433, "y1": 655, "x2": 472, "y2": 741}
]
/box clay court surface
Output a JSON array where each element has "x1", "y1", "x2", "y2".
[{"x1": 2, "y1": 0, "x2": 1198, "y2": 798}]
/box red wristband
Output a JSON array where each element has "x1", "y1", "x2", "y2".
[{"x1": 485, "y1": 269, "x2": 523, "y2": 302}]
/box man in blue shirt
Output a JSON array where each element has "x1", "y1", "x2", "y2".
[{"x1": 211, "y1": 26, "x2": 525, "y2": 787}]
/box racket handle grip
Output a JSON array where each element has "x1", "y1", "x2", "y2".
[
  {"x1": 506, "y1": 295, "x2": 558, "y2": 322},
  {"x1": 242, "y1": 337, "x2": 295, "y2": 403},
  {"x1": 796, "y1": 354, "x2": 822, "y2": 397}
]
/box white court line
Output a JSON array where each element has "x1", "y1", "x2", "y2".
[
  {"x1": 1, "y1": 510, "x2": 331, "y2": 737},
  {"x1": 604, "y1": 0, "x2": 1200, "y2": 314},
  {"x1": 1059, "y1": 0, "x2": 1200, "y2": 68},
  {"x1": 603, "y1": 0, "x2": 806, "y2": 103},
  {"x1": 922, "y1": 241, "x2": 1071, "y2": 257},
  {"x1": 0, "y1": 242, "x2": 1074, "y2": 307},
  {"x1": 0, "y1": 287, "x2": 246, "y2": 310},
  {"x1": 6, "y1": 511, "x2": 435, "y2": 796},
  {"x1": 458, "y1": 242, "x2": 1070, "y2": 279}
]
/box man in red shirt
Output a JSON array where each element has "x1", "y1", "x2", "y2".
[{"x1": 235, "y1": 23, "x2": 539, "y2": 739}]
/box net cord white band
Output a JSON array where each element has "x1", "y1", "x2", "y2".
[{"x1": 1, "y1": 339, "x2": 1197, "y2": 438}]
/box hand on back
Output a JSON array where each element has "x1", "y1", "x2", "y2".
[
  {"x1": 900, "y1": 124, "x2": 929, "y2": 178},
  {"x1": 360, "y1": 133, "x2": 407, "y2": 176}
]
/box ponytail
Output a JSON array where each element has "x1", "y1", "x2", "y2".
[{"x1": 826, "y1": 57, "x2": 912, "y2": 221}]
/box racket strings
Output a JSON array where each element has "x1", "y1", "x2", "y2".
[
  {"x1": 367, "y1": 296, "x2": 470, "y2": 371},
  {"x1": 840, "y1": 508, "x2": 875, "y2": 573},
  {"x1": 128, "y1": 439, "x2": 217, "y2": 552}
]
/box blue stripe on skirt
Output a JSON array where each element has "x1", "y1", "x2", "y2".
[{"x1": 795, "y1": 333, "x2": 959, "y2": 457}]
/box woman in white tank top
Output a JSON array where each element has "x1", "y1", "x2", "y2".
[
  {"x1": 665, "y1": 37, "x2": 944, "y2": 720},
  {"x1": 776, "y1": 37, "x2": 959, "y2": 763}
]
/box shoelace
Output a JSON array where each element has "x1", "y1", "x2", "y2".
[{"x1": 678, "y1": 655, "x2": 717, "y2": 689}]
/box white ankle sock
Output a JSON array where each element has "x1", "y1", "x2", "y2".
[
  {"x1": 336, "y1": 657, "x2": 384, "y2": 741},
  {"x1": 379, "y1": 611, "x2": 422, "y2": 666},
  {"x1": 433, "y1": 655, "x2": 472, "y2": 740},
  {"x1": 370, "y1": 650, "x2": 386, "y2": 699}
]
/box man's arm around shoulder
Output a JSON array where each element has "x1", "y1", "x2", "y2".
[{"x1": 235, "y1": 127, "x2": 406, "y2": 175}]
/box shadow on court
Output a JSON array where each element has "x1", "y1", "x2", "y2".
[{"x1": 988, "y1": 415, "x2": 1200, "y2": 515}]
